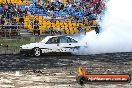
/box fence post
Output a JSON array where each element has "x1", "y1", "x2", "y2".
[{"x1": 4, "y1": 29, "x2": 6, "y2": 38}]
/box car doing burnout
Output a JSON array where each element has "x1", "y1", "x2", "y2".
[{"x1": 20, "y1": 36, "x2": 87, "y2": 56}]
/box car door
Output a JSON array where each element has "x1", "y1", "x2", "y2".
[
  {"x1": 43, "y1": 37, "x2": 60, "y2": 53},
  {"x1": 59, "y1": 36, "x2": 78, "y2": 52}
]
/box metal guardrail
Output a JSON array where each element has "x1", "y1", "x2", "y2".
[
  {"x1": 0, "y1": 29, "x2": 20, "y2": 37},
  {"x1": 0, "y1": 25, "x2": 23, "y2": 26},
  {"x1": 0, "y1": 24, "x2": 98, "y2": 38}
]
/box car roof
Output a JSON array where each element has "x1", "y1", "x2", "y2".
[
  {"x1": 41, "y1": 35, "x2": 78, "y2": 43},
  {"x1": 45, "y1": 35, "x2": 72, "y2": 38},
  {"x1": 45, "y1": 35, "x2": 78, "y2": 41}
]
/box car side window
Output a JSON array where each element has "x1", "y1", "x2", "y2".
[
  {"x1": 46, "y1": 37, "x2": 59, "y2": 44},
  {"x1": 66, "y1": 37, "x2": 78, "y2": 43},
  {"x1": 60, "y1": 36, "x2": 67, "y2": 43}
]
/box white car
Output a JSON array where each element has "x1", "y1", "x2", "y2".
[{"x1": 20, "y1": 35, "x2": 87, "y2": 56}]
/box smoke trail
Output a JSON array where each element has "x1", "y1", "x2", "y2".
[{"x1": 81, "y1": 0, "x2": 132, "y2": 54}]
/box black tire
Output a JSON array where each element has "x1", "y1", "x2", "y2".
[
  {"x1": 32, "y1": 48, "x2": 41, "y2": 57},
  {"x1": 76, "y1": 76, "x2": 87, "y2": 85}
]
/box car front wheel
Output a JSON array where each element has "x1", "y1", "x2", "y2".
[{"x1": 32, "y1": 48, "x2": 41, "y2": 57}]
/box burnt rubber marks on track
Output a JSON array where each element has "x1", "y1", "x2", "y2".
[{"x1": 0, "y1": 52, "x2": 132, "y2": 87}]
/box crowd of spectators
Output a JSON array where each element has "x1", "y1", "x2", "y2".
[{"x1": 0, "y1": 0, "x2": 107, "y2": 36}]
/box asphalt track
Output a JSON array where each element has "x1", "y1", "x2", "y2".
[
  {"x1": 0, "y1": 52, "x2": 132, "y2": 88},
  {"x1": 0, "y1": 52, "x2": 132, "y2": 72}
]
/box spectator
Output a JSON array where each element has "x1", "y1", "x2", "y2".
[
  {"x1": 0, "y1": 5, "x2": 2, "y2": 13},
  {"x1": 0, "y1": 0, "x2": 107, "y2": 36},
  {"x1": 77, "y1": 24, "x2": 82, "y2": 33},
  {"x1": 50, "y1": 27, "x2": 54, "y2": 35},
  {"x1": 1, "y1": 16, "x2": 5, "y2": 25},
  {"x1": 95, "y1": 24, "x2": 100, "y2": 34},
  {"x1": 33, "y1": 18, "x2": 40, "y2": 35},
  {"x1": 33, "y1": 24, "x2": 40, "y2": 35}
]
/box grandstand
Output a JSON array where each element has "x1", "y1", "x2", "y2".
[{"x1": 0, "y1": 0, "x2": 106, "y2": 37}]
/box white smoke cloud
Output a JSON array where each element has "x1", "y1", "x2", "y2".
[{"x1": 82, "y1": 0, "x2": 132, "y2": 54}]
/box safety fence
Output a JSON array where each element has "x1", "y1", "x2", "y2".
[
  {"x1": 0, "y1": 25, "x2": 22, "y2": 38},
  {"x1": 0, "y1": 27, "x2": 98, "y2": 38}
]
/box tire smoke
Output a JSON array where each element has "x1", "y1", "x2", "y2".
[{"x1": 81, "y1": 0, "x2": 132, "y2": 54}]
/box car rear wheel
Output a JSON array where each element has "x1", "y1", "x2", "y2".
[{"x1": 33, "y1": 48, "x2": 41, "y2": 57}]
